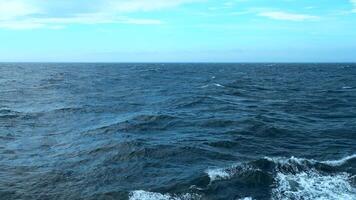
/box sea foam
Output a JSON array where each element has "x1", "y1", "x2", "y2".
[
  {"x1": 272, "y1": 171, "x2": 356, "y2": 200},
  {"x1": 129, "y1": 190, "x2": 201, "y2": 200},
  {"x1": 322, "y1": 154, "x2": 356, "y2": 166}
]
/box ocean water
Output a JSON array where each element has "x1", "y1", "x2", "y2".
[{"x1": 0, "y1": 63, "x2": 355, "y2": 200}]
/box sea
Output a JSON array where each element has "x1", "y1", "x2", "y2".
[{"x1": 0, "y1": 63, "x2": 355, "y2": 200}]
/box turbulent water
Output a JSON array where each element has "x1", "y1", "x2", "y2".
[{"x1": 0, "y1": 63, "x2": 355, "y2": 200}]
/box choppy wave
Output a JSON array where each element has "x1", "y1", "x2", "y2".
[
  {"x1": 2, "y1": 63, "x2": 356, "y2": 200},
  {"x1": 204, "y1": 155, "x2": 356, "y2": 200},
  {"x1": 130, "y1": 155, "x2": 356, "y2": 200},
  {"x1": 131, "y1": 154, "x2": 356, "y2": 200}
]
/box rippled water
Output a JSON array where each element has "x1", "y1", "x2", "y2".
[{"x1": 0, "y1": 63, "x2": 355, "y2": 200}]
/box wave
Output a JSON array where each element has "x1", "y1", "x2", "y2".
[
  {"x1": 205, "y1": 164, "x2": 257, "y2": 182},
  {"x1": 263, "y1": 154, "x2": 356, "y2": 168},
  {"x1": 206, "y1": 154, "x2": 356, "y2": 180},
  {"x1": 82, "y1": 113, "x2": 180, "y2": 135},
  {"x1": 201, "y1": 83, "x2": 225, "y2": 88},
  {"x1": 0, "y1": 109, "x2": 21, "y2": 119},
  {"x1": 0, "y1": 107, "x2": 84, "y2": 119},
  {"x1": 205, "y1": 155, "x2": 356, "y2": 200},
  {"x1": 129, "y1": 190, "x2": 201, "y2": 200},
  {"x1": 322, "y1": 154, "x2": 356, "y2": 166},
  {"x1": 131, "y1": 155, "x2": 355, "y2": 200}
]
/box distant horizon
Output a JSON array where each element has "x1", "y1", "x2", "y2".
[{"x1": 1, "y1": 61, "x2": 356, "y2": 64}]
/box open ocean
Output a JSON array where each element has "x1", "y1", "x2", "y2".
[{"x1": 0, "y1": 63, "x2": 355, "y2": 200}]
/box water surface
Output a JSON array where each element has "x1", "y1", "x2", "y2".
[{"x1": 0, "y1": 63, "x2": 355, "y2": 199}]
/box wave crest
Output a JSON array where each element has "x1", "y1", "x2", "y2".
[{"x1": 205, "y1": 154, "x2": 356, "y2": 200}]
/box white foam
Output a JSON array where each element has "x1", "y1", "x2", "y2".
[
  {"x1": 129, "y1": 190, "x2": 201, "y2": 200},
  {"x1": 205, "y1": 168, "x2": 232, "y2": 182},
  {"x1": 239, "y1": 197, "x2": 253, "y2": 200},
  {"x1": 322, "y1": 154, "x2": 356, "y2": 166},
  {"x1": 272, "y1": 171, "x2": 356, "y2": 200},
  {"x1": 265, "y1": 154, "x2": 356, "y2": 167},
  {"x1": 342, "y1": 86, "x2": 353, "y2": 89},
  {"x1": 264, "y1": 156, "x2": 316, "y2": 166},
  {"x1": 205, "y1": 164, "x2": 256, "y2": 182},
  {"x1": 213, "y1": 83, "x2": 224, "y2": 87},
  {"x1": 201, "y1": 83, "x2": 225, "y2": 88}
]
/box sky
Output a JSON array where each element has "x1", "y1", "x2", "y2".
[{"x1": 0, "y1": 0, "x2": 356, "y2": 62}]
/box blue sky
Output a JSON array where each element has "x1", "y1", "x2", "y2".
[{"x1": 0, "y1": 0, "x2": 356, "y2": 62}]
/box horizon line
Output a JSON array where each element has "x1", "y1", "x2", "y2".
[{"x1": 1, "y1": 61, "x2": 356, "y2": 64}]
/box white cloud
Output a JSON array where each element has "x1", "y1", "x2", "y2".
[
  {"x1": 0, "y1": 0, "x2": 40, "y2": 20},
  {"x1": 0, "y1": 0, "x2": 197, "y2": 29},
  {"x1": 0, "y1": 14, "x2": 163, "y2": 30},
  {"x1": 351, "y1": 0, "x2": 356, "y2": 12},
  {"x1": 105, "y1": 0, "x2": 201, "y2": 13},
  {"x1": 258, "y1": 11, "x2": 320, "y2": 21}
]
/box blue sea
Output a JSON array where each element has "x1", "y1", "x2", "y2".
[{"x1": 0, "y1": 63, "x2": 355, "y2": 200}]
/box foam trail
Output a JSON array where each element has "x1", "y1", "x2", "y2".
[
  {"x1": 322, "y1": 154, "x2": 356, "y2": 166},
  {"x1": 264, "y1": 154, "x2": 356, "y2": 167},
  {"x1": 129, "y1": 190, "x2": 201, "y2": 200},
  {"x1": 342, "y1": 86, "x2": 353, "y2": 89}
]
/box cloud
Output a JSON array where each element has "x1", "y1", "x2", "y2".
[
  {"x1": 0, "y1": 12, "x2": 163, "y2": 30},
  {"x1": 105, "y1": 0, "x2": 201, "y2": 13},
  {"x1": 0, "y1": 0, "x2": 39, "y2": 20},
  {"x1": 258, "y1": 11, "x2": 320, "y2": 21},
  {"x1": 351, "y1": 0, "x2": 356, "y2": 12},
  {"x1": 0, "y1": 0, "x2": 198, "y2": 29}
]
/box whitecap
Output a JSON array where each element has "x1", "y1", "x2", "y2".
[
  {"x1": 200, "y1": 83, "x2": 225, "y2": 88},
  {"x1": 205, "y1": 164, "x2": 255, "y2": 182},
  {"x1": 129, "y1": 190, "x2": 201, "y2": 200},
  {"x1": 342, "y1": 86, "x2": 353, "y2": 89},
  {"x1": 205, "y1": 167, "x2": 232, "y2": 182},
  {"x1": 264, "y1": 156, "x2": 316, "y2": 166},
  {"x1": 213, "y1": 83, "x2": 224, "y2": 87},
  {"x1": 272, "y1": 171, "x2": 356, "y2": 200},
  {"x1": 239, "y1": 197, "x2": 253, "y2": 200},
  {"x1": 265, "y1": 154, "x2": 356, "y2": 167},
  {"x1": 321, "y1": 154, "x2": 356, "y2": 166}
]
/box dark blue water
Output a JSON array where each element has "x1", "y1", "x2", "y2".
[{"x1": 0, "y1": 63, "x2": 355, "y2": 200}]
